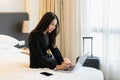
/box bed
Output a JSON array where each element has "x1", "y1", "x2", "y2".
[
  {"x1": 0, "y1": 13, "x2": 104, "y2": 80},
  {"x1": 0, "y1": 47, "x2": 103, "y2": 80}
]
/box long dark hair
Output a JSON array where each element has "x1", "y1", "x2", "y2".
[{"x1": 32, "y1": 12, "x2": 60, "y2": 46}]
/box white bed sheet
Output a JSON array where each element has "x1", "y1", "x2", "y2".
[{"x1": 0, "y1": 49, "x2": 104, "y2": 80}]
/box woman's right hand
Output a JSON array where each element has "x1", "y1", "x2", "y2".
[
  {"x1": 55, "y1": 62, "x2": 70, "y2": 70},
  {"x1": 63, "y1": 58, "x2": 73, "y2": 67}
]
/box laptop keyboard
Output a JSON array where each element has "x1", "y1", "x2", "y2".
[{"x1": 63, "y1": 65, "x2": 75, "y2": 71}]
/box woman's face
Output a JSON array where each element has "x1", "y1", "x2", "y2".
[{"x1": 47, "y1": 19, "x2": 57, "y2": 33}]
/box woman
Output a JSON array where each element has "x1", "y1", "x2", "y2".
[{"x1": 29, "y1": 12, "x2": 72, "y2": 70}]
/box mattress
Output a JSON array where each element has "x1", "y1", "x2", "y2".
[{"x1": 0, "y1": 47, "x2": 104, "y2": 80}]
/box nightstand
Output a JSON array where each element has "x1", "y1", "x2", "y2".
[{"x1": 20, "y1": 47, "x2": 30, "y2": 55}]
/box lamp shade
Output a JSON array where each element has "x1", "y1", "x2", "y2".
[
  {"x1": 22, "y1": 20, "x2": 29, "y2": 33},
  {"x1": 22, "y1": 20, "x2": 33, "y2": 33}
]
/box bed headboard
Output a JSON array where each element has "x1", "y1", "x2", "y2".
[{"x1": 0, "y1": 12, "x2": 29, "y2": 48}]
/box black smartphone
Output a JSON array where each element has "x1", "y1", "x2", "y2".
[{"x1": 40, "y1": 72, "x2": 53, "y2": 76}]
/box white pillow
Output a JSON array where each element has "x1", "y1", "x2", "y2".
[
  {"x1": 0, "y1": 41, "x2": 8, "y2": 49},
  {"x1": 0, "y1": 34, "x2": 19, "y2": 49}
]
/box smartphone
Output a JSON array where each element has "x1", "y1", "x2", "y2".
[{"x1": 40, "y1": 72, "x2": 53, "y2": 76}]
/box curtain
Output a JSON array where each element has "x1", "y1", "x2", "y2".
[
  {"x1": 62, "y1": 0, "x2": 77, "y2": 63},
  {"x1": 82, "y1": 0, "x2": 120, "y2": 80},
  {"x1": 39, "y1": 0, "x2": 77, "y2": 64},
  {"x1": 39, "y1": 0, "x2": 63, "y2": 22},
  {"x1": 39, "y1": 0, "x2": 64, "y2": 50},
  {"x1": 25, "y1": 0, "x2": 40, "y2": 29}
]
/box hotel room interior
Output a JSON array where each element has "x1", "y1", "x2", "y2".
[{"x1": 0, "y1": 0, "x2": 120, "y2": 80}]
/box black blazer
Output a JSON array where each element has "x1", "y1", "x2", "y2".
[{"x1": 29, "y1": 32, "x2": 64, "y2": 69}]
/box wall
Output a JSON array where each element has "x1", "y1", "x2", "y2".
[{"x1": 0, "y1": 0, "x2": 25, "y2": 12}]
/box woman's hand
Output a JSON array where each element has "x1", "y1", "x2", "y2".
[
  {"x1": 55, "y1": 63, "x2": 69, "y2": 70},
  {"x1": 63, "y1": 58, "x2": 73, "y2": 67},
  {"x1": 55, "y1": 58, "x2": 73, "y2": 70}
]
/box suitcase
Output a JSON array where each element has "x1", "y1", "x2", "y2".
[
  {"x1": 83, "y1": 56, "x2": 100, "y2": 69},
  {"x1": 82, "y1": 37, "x2": 100, "y2": 69},
  {"x1": 76, "y1": 56, "x2": 100, "y2": 70}
]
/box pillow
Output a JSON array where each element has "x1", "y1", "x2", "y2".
[
  {"x1": 0, "y1": 34, "x2": 19, "y2": 49},
  {"x1": 0, "y1": 41, "x2": 8, "y2": 49}
]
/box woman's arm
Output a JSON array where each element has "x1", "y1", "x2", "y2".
[
  {"x1": 49, "y1": 45, "x2": 64, "y2": 65},
  {"x1": 49, "y1": 44, "x2": 73, "y2": 69}
]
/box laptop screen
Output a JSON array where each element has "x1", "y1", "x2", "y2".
[{"x1": 72, "y1": 52, "x2": 89, "y2": 72}]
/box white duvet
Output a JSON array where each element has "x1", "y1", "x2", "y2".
[{"x1": 0, "y1": 47, "x2": 104, "y2": 80}]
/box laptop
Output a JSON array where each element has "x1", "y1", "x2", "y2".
[{"x1": 56, "y1": 52, "x2": 89, "y2": 73}]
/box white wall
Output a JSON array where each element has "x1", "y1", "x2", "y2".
[{"x1": 0, "y1": 0, "x2": 25, "y2": 12}]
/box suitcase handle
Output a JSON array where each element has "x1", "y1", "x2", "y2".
[{"x1": 83, "y1": 37, "x2": 93, "y2": 57}]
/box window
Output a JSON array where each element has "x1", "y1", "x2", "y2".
[{"x1": 82, "y1": 0, "x2": 120, "y2": 80}]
